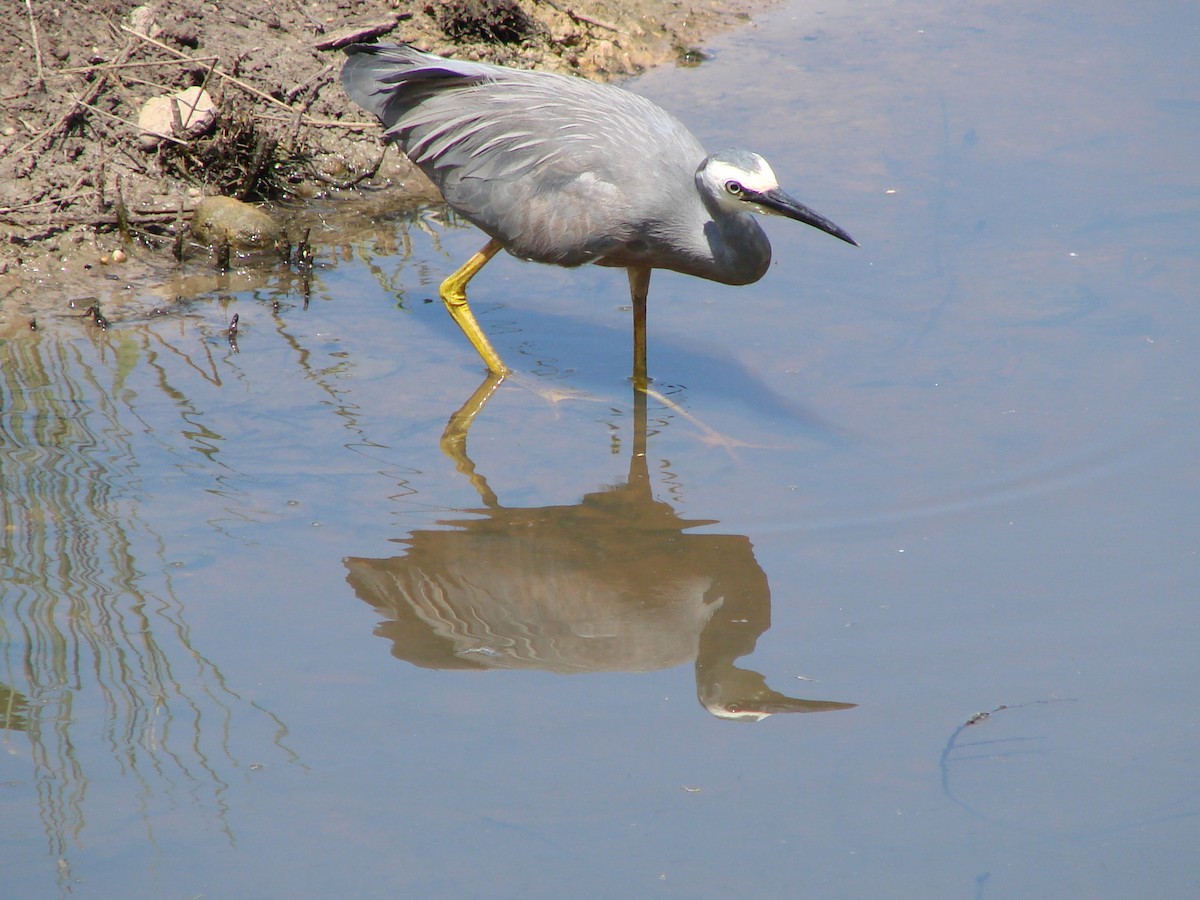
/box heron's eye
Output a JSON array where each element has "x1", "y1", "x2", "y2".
[{"x1": 725, "y1": 180, "x2": 745, "y2": 196}]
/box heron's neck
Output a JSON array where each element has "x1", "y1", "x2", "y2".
[{"x1": 702, "y1": 202, "x2": 772, "y2": 286}]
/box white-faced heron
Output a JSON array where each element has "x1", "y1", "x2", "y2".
[{"x1": 341, "y1": 43, "x2": 857, "y2": 384}]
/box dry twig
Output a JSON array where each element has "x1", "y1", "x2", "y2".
[
  {"x1": 56, "y1": 90, "x2": 190, "y2": 148},
  {"x1": 10, "y1": 40, "x2": 139, "y2": 159},
  {"x1": 539, "y1": 0, "x2": 625, "y2": 34},
  {"x1": 58, "y1": 56, "x2": 221, "y2": 75},
  {"x1": 120, "y1": 26, "x2": 297, "y2": 114},
  {"x1": 23, "y1": 0, "x2": 46, "y2": 90}
]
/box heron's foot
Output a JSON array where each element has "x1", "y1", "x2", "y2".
[
  {"x1": 641, "y1": 387, "x2": 777, "y2": 458},
  {"x1": 504, "y1": 372, "x2": 604, "y2": 414}
]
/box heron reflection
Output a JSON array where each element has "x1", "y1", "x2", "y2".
[{"x1": 345, "y1": 380, "x2": 854, "y2": 721}]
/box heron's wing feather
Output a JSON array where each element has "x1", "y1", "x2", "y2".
[{"x1": 342, "y1": 44, "x2": 707, "y2": 265}]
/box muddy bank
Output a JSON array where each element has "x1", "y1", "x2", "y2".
[{"x1": 0, "y1": 0, "x2": 770, "y2": 315}]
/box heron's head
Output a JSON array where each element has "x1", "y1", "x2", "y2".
[{"x1": 698, "y1": 150, "x2": 858, "y2": 246}]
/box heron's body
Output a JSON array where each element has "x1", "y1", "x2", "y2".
[{"x1": 341, "y1": 43, "x2": 856, "y2": 381}]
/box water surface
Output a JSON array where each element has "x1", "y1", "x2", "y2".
[{"x1": 2, "y1": 1, "x2": 1198, "y2": 896}]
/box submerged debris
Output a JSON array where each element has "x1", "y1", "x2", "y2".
[{"x1": 80, "y1": 304, "x2": 109, "y2": 330}]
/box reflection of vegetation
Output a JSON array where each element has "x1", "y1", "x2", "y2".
[
  {"x1": 0, "y1": 682, "x2": 30, "y2": 731},
  {"x1": 0, "y1": 200, "x2": 530, "y2": 892},
  {"x1": 0, "y1": 329, "x2": 300, "y2": 891},
  {"x1": 0, "y1": 201, "x2": 468, "y2": 889}
]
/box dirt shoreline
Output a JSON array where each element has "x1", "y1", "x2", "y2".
[{"x1": 0, "y1": 0, "x2": 772, "y2": 314}]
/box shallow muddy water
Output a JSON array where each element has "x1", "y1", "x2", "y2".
[{"x1": 2, "y1": 1, "x2": 1198, "y2": 897}]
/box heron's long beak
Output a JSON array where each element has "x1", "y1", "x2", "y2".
[{"x1": 753, "y1": 187, "x2": 859, "y2": 247}]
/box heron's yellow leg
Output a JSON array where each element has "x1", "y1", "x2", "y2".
[
  {"x1": 440, "y1": 237, "x2": 508, "y2": 375},
  {"x1": 628, "y1": 266, "x2": 652, "y2": 390}
]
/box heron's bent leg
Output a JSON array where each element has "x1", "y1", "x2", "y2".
[
  {"x1": 440, "y1": 237, "x2": 507, "y2": 375},
  {"x1": 628, "y1": 266, "x2": 652, "y2": 390}
]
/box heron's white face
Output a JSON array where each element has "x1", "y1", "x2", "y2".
[{"x1": 700, "y1": 153, "x2": 782, "y2": 214}]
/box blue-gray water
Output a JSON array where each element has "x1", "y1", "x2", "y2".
[{"x1": 2, "y1": 1, "x2": 1197, "y2": 896}]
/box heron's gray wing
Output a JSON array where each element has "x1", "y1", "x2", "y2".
[
  {"x1": 342, "y1": 44, "x2": 708, "y2": 266},
  {"x1": 342, "y1": 44, "x2": 499, "y2": 122}
]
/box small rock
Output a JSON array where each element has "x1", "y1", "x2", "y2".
[
  {"x1": 138, "y1": 87, "x2": 217, "y2": 150},
  {"x1": 191, "y1": 196, "x2": 284, "y2": 252},
  {"x1": 128, "y1": 4, "x2": 159, "y2": 37}
]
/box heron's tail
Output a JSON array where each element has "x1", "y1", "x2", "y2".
[{"x1": 341, "y1": 43, "x2": 493, "y2": 129}]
